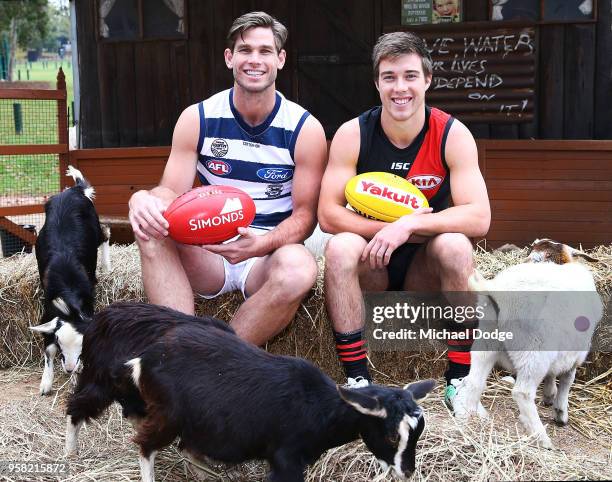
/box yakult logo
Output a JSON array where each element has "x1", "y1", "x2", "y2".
[
  {"x1": 357, "y1": 181, "x2": 423, "y2": 209},
  {"x1": 408, "y1": 174, "x2": 443, "y2": 190},
  {"x1": 189, "y1": 198, "x2": 244, "y2": 231}
]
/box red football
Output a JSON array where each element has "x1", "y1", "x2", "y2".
[{"x1": 164, "y1": 186, "x2": 256, "y2": 244}]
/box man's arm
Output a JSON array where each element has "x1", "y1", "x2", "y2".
[
  {"x1": 318, "y1": 119, "x2": 390, "y2": 238},
  {"x1": 128, "y1": 105, "x2": 200, "y2": 241},
  {"x1": 362, "y1": 120, "x2": 491, "y2": 267},
  {"x1": 203, "y1": 115, "x2": 327, "y2": 263}
]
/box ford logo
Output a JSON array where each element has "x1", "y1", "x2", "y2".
[{"x1": 256, "y1": 167, "x2": 293, "y2": 183}]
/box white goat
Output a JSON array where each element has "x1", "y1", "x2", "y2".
[{"x1": 454, "y1": 241, "x2": 602, "y2": 449}]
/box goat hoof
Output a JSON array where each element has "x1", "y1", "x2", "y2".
[
  {"x1": 39, "y1": 384, "x2": 53, "y2": 396},
  {"x1": 540, "y1": 438, "x2": 554, "y2": 450},
  {"x1": 554, "y1": 409, "x2": 568, "y2": 426}
]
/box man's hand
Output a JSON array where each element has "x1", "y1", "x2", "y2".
[
  {"x1": 202, "y1": 227, "x2": 267, "y2": 264},
  {"x1": 361, "y1": 207, "x2": 433, "y2": 269},
  {"x1": 128, "y1": 190, "x2": 170, "y2": 241}
]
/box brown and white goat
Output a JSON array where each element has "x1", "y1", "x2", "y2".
[{"x1": 65, "y1": 303, "x2": 435, "y2": 481}]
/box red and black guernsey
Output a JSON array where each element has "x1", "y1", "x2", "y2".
[{"x1": 356, "y1": 105, "x2": 454, "y2": 212}]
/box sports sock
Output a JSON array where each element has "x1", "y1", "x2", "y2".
[
  {"x1": 334, "y1": 329, "x2": 371, "y2": 381},
  {"x1": 444, "y1": 360, "x2": 470, "y2": 385}
]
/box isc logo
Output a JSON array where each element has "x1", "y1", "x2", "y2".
[
  {"x1": 391, "y1": 162, "x2": 412, "y2": 170},
  {"x1": 206, "y1": 160, "x2": 231, "y2": 176}
]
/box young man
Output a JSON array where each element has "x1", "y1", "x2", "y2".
[
  {"x1": 318, "y1": 32, "x2": 490, "y2": 413},
  {"x1": 128, "y1": 12, "x2": 327, "y2": 346}
]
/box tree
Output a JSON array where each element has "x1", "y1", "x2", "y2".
[{"x1": 0, "y1": 0, "x2": 50, "y2": 81}]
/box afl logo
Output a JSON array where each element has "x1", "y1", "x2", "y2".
[
  {"x1": 256, "y1": 167, "x2": 293, "y2": 183},
  {"x1": 206, "y1": 160, "x2": 231, "y2": 176},
  {"x1": 408, "y1": 174, "x2": 443, "y2": 190},
  {"x1": 211, "y1": 138, "x2": 229, "y2": 158}
]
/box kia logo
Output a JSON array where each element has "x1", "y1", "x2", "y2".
[
  {"x1": 256, "y1": 167, "x2": 293, "y2": 183},
  {"x1": 206, "y1": 160, "x2": 231, "y2": 176},
  {"x1": 408, "y1": 175, "x2": 443, "y2": 190}
]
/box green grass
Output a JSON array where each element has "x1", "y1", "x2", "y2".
[
  {"x1": 0, "y1": 58, "x2": 71, "y2": 196},
  {"x1": 13, "y1": 58, "x2": 74, "y2": 111}
]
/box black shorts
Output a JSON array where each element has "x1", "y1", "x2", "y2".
[{"x1": 387, "y1": 242, "x2": 423, "y2": 291}]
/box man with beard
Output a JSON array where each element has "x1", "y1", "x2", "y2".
[{"x1": 128, "y1": 12, "x2": 327, "y2": 346}]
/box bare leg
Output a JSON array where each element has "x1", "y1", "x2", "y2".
[
  {"x1": 136, "y1": 237, "x2": 224, "y2": 314},
  {"x1": 512, "y1": 366, "x2": 553, "y2": 448},
  {"x1": 40, "y1": 344, "x2": 57, "y2": 395},
  {"x1": 554, "y1": 368, "x2": 576, "y2": 426},
  {"x1": 324, "y1": 233, "x2": 387, "y2": 333},
  {"x1": 232, "y1": 245, "x2": 318, "y2": 345},
  {"x1": 542, "y1": 375, "x2": 557, "y2": 406}
]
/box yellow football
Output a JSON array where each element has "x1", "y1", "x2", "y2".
[{"x1": 345, "y1": 172, "x2": 429, "y2": 222}]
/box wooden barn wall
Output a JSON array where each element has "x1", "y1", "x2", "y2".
[
  {"x1": 68, "y1": 141, "x2": 612, "y2": 249},
  {"x1": 382, "y1": 0, "x2": 612, "y2": 140},
  {"x1": 76, "y1": 0, "x2": 611, "y2": 147}
]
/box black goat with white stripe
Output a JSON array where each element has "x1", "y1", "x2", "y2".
[
  {"x1": 31, "y1": 166, "x2": 110, "y2": 395},
  {"x1": 66, "y1": 303, "x2": 435, "y2": 482}
]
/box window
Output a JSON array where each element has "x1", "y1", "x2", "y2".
[
  {"x1": 99, "y1": 0, "x2": 186, "y2": 41},
  {"x1": 490, "y1": 0, "x2": 596, "y2": 23}
]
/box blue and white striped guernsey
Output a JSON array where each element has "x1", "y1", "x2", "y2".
[{"x1": 196, "y1": 88, "x2": 310, "y2": 231}]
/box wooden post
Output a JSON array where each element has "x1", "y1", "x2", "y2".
[{"x1": 57, "y1": 67, "x2": 69, "y2": 189}]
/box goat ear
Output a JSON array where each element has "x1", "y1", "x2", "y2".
[
  {"x1": 52, "y1": 297, "x2": 71, "y2": 316},
  {"x1": 337, "y1": 386, "x2": 387, "y2": 418},
  {"x1": 570, "y1": 249, "x2": 599, "y2": 263},
  {"x1": 403, "y1": 379, "x2": 436, "y2": 402},
  {"x1": 30, "y1": 317, "x2": 60, "y2": 335}
]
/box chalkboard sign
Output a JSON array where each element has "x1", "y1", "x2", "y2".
[{"x1": 387, "y1": 23, "x2": 536, "y2": 123}]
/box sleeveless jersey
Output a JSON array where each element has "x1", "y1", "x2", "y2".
[
  {"x1": 357, "y1": 106, "x2": 454, "y2": 212},
  {"x1": 197, "y1": 88, "x2": 310, "y2": 231}
]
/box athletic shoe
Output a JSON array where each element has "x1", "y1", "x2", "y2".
[{"x1": 345, "y1": 376, "x2": 370, "y2": 389}]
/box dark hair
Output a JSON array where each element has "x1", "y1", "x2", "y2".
[
  {"x1": 227, "y1": 11, "x2": 288, "y2": 52},
  {"x1": 372, "y1": 32, "x2": 433, "y2": 80}
]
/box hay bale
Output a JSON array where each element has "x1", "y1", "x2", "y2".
[{"x1": 0, "y1": 244, "x2": 610, "y2": 382}]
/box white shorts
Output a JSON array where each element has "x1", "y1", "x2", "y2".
[{"x1": 199, "y1": 256, "x2": 260, "y2": 300}]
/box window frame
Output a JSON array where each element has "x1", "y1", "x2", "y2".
[
  {"x1": 488, "y1": 0, "x2": 597, "y2": 25},
  {"x1": 97, "y1": 0, "x2": 189, "y2": 43}
]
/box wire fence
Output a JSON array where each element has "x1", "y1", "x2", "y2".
[{"x1": 0, "y1": 83, "x2": 65, "y2": 257}]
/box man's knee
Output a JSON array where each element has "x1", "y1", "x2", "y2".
[
  {"x1": 268, "y1": 245, "x2": 318, "y2": 296},
  {"x1": 324, "y1": 233, "x2": 367, "y2": 273},
  {"x1": 135, "y1": 235, "x2": 175, "y2": 260},
  {"x1": 427, "y1": 233, "x2": 473, "y2": 274}
]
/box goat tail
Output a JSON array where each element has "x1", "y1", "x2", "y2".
[
  {"x1": 66, "y1": 165, "x2": 95, "y2": 201},
  {"x1": 125, "y1": 357, "x2": 143, "y2": 391},
  {"x1": 468, "y1": 269, "x2": 490, "y2": 292}
]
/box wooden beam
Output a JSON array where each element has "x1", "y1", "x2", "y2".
[
  {"x1": 0, "y1": 144, "x2": 68, "y2": 155},
  {"x1": 0, "y1": 217, "x2": 37, "y2": 245},
  {"x1": 0, "y1": 205, "x2": 46, "y2": 216},
  {"x1": 0, "y1": 89, "x2": 66, "y2": 100}
]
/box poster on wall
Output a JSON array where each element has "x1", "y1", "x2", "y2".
[{"x1": 401, "y1": 0, "x2": 462, "y2": 25}]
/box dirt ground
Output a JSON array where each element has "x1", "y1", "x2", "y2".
[{"x1": 0, "y1": 366, "x2": 609, "y2": 482}]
